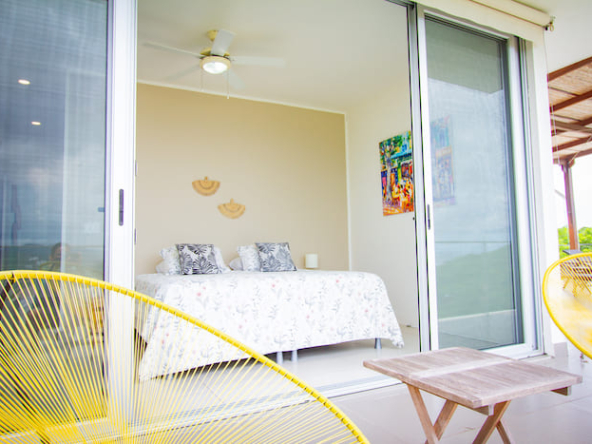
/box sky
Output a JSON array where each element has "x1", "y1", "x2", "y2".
[{"x1": 554, "y1": 155, "x2": 592, "y2": 229}]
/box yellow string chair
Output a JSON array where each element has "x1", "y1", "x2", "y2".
[
  {"x1": 542, "y1": 252, "x2": 592, "y2": 359},
  {"x1": 0, "y1": 270, "x2": 368, "y2": 443}
]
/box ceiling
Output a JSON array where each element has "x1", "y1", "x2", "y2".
[
  {"x1": 137, "y1": 0, "x2": 409, "y2": 114},
  {"x1": 138, "y1": 0, "x2": 586, "y2": 115}
]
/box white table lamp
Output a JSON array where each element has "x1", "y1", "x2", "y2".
[{"x1": 305, "y1": 253, "x2": 318, "y2": 269}]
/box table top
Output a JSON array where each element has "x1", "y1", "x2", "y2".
[{"x1": 364, "y1": 347, "x2": 582, "y2": 409}]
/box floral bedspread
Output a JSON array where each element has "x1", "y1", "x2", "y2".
[{"x1": 134, "y1": 270, "x2": 404, "y2": 380}]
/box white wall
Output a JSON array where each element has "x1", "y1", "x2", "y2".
[{"x1": 542, "y1": 0, "x2": 592, "y2": 72}]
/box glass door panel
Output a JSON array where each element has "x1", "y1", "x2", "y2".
[
  {"x1": 424, "y1": 18, "x2": 523, "y2": 349},
  {"x1": 0, "y1": 0, "x2": 107, "y2": 279},
  {"x1": 0, "y1": 0, "x2": 110, "y2": 432}
]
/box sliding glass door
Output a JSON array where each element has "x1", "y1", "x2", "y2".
[
  {"x1": 0, "y1": 0, "x2": 137, "y2": 434},
  {"x1": 0, "y1": 0, "x2": 108, "y2": 278},
  {"x1": 414, "y1": 12, "x2": 537, "y2": 353}
]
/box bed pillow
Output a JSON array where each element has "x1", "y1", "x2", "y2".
[
  {"x1": 237, "y1": 245, "x2": 261, "y2": 271},
  {"x1": 256, "y1": 242, "x2": 297, "y2": 272},
  {"x1": 159, "y1": 245, "x2": 229, "y2": 274},
  {"x1": 155, "y1": 261, "x2": 169, "y2": 274},
  {"x1": 159, "y1": 246, "x2": 182, "y2": 275},
  {"x1": 176, "y1": 244, "x2": 221, "y2": 275},
  {"x1": 228, "y1": 257, "x2": 243, "y2": 271},
  {"x1": 214, "y1": 246, "x2": 232, "y2": 273}
]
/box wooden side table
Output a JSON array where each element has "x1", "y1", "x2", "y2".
[{"x1": 364, "y1": 347, "x2": 582, "y2": 443}]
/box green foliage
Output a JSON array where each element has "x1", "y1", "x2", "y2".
[{"x1": 558, "y1": 226, "x2": 592, "y2": 257}]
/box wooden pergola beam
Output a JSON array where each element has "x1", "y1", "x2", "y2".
[
  {"x1": 553, "y1": 147, "x2": 592, "y2": 164},
  {"x1": 553, "y1": 137, "x2": 592, "y2": 152},
  {"x1": 576, "y1": 146, "x2": 592, "y2": 157},
  {"x1": 550, "y1": 89, "x2": 592, "y2": 112},
  {"x1": 548, "y1": 56, "x2": 592, "y2": 81}
]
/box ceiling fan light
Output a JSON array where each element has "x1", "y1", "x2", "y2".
[{"x1": 201, "y1": 55, "x2": 230, "y2": 74}]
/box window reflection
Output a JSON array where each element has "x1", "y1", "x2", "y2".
[{"x1": 0, "y1": 0, "x2": 108, "y2": 279}]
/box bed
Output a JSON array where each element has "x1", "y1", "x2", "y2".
[{"x1": 134, "y1": 270, "x2": 404, "y2": 380}]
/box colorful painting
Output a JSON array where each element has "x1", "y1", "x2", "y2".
[
  {"x1": 431, "y1": 117, "x2": 455, "y2": 206},
  {"x1": 379, "y1": 131, "x2": 414, "y2": 216}
]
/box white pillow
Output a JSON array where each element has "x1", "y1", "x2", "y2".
[
  {"x1": 155, "y1": 261, "x2": 169, "y2": 274},
  {"x1": 159, "y1": 246, "x2": 182, "y2": 275},
  {"x1": 228, "y1": 257, "x2": 243, "y2": 271},
  {"x1": 237, "y1": 245, "x2": 261, "y2": 271},
  {"x1": 214, "y1": 247, "x2": 231, "y2": 273}
]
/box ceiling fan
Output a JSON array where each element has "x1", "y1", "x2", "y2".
[{"x1": 144, "y1": 29, "x2": 286, "y2": 90}]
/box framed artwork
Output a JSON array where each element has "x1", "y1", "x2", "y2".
[
  {"x1": 431, "y1": 117, "x2": 455, "y2": 206},
  {"x1": 379, "y1": 131, "x2": 414, "y2": 216}
]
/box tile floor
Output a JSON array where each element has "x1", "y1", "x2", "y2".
[
  {"x1": 331, "y1": 343, "x2": 592, "y2": 443},
  {"x1": 279, "y1": 326, "x2": 419, "y2": 397}
]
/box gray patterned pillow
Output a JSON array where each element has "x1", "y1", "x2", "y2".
[
  {"x1": 176, "y1": 244, "x2": 221, "y2": 275},
  {"x1": 256, "y1": 242, "x2": 297, "y2": 272},
  {"x1": 237, "y1": 245, "x2": 261, "y2": 271}
]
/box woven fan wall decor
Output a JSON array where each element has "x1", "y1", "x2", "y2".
[
  {"x1": 218, "y1": 198, "x2": 245, "y2": 219},
  {"x1": 192, "y1": 176, "x2": 220, "y2": 196}
]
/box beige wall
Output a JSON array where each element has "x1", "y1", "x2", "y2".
[
  {"x1": 135, "y1": 84, "x2": 348, "y2": 275},
  {"x1": 345, "y1": 4, "x2": 418, "y2": 328},
  {"x1": 347, "y1": 87, "x2": 418, "y2": 328}
]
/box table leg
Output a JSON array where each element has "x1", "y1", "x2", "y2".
[
  {"x1": 408, "y1": 385, "x2": 458, "y2": 444},
  {"x1": 407, "y1": 386, "x2": 439, "y2": 444},
  {"x1": 496, "y1": 418, "x2": 514, "y2": 444},
  {"x1": 473, "y1": 401, "x2": 513, "y2": 444}
]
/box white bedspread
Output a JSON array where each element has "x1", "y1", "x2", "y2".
[{"x1": 135, "y1": 270, "x2": 404, "y2": 380}]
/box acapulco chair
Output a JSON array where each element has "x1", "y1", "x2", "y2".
[
  {"x1": 542, "y1": 252, "x2": 592, "y2": 359},
  {"x1": 0, "y1": 270, "x2": 368, "y2": 443}
]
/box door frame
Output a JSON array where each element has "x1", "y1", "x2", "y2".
[{"x1": 105, "y1": 0, "x2": 137, "y2": 426}]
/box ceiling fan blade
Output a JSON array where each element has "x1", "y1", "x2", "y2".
[
  {"x1": 227, "y1": 70, "x2": 245, "y2": 90},
  {"x1": 211, "y1": 29, "x2": 235, "y2": 56},
  {"x1": 165, "y1": 64, "x2": 199, "y2": 82},
  {"x1": 144, "y1": 41, "x2": 201, "y2": 58},
  {"x1": 231, "y1": 56, "x2": 286, "y2": 67}
]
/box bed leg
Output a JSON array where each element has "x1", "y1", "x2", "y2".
[
  {"x1": 276, "y1": 351, "x2": 283, "y2": 364},
  {"x1": 375, "y1": 338, "x2": 382, "y2": 350},
  {"x1": 291, "y1": 350, "x2": 298, "y2": 362}
]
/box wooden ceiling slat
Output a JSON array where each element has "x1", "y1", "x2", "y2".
[
  {"x1": 549, "y1": 89, "x2": 576, "y2": 105},
  {"x1": 552, "y1": 101, "x2": 592, "y2": 119},
  {"x1": 549, "y1": 69, "x2": 592, "y2": 95},
  {"x1": 550, "y1": 89, "x2": 592, "y2": 112},
  {"x1": 548, "y1": 58, "x2": 592, "y2": 158},
  {"x1": 548, "y1": 56, "x2": 592, "y2": 81},
  {"x1": 552, "y1": 114, "x2": 584, "y2": 123},
  {"x1": 553, "y1": 121, "x2": 592, "y2": 134}
]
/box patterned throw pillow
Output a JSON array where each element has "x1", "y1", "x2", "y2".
[
  {"x1": 237, "y1": 245, "x2": 261, "y2": 271},
  {"x1": 176, "y1": 244, "x2": 221, "y2": 275},
  {"x1": 256, "y1": 242, "x2": 297, "y2": 272}
]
